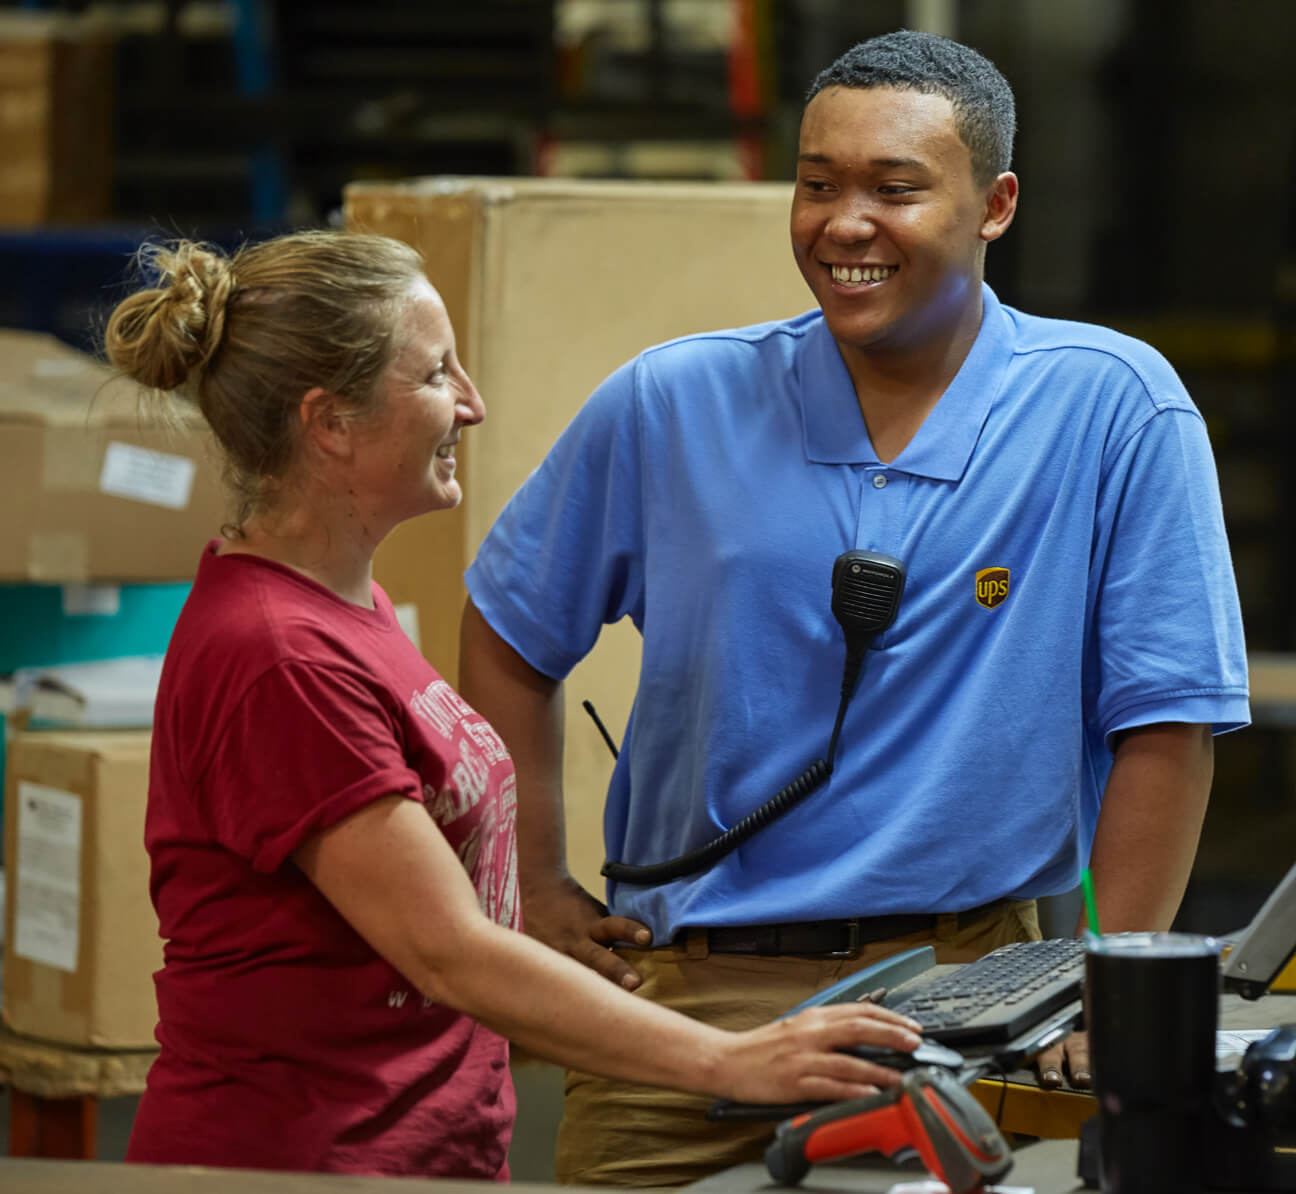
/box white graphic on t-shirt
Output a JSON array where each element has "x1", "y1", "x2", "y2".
[
  {"x1": 424, "y1": 738, "x2": 492, "y2": 826},
  {"x1": 425, "y1": 781, "x2": 468, "y2": 825},
  {"x1": 388, "y1": 989, "x2": 408, "y2": 1007},
  {"x1": 451, "y1": 736, "x2": 490, "y2": 811},
  {"x1": 411, "y1": 682, "x2": 521, "y2": 934},
  {"x1": 464, "y1": 718, "x2": 510, "y2": 764},
  {"x1": 490, "y1": 776, "x2": 519, "y2": 929},
  {"x1": 409, "y1": 679, "x2": 474, "y2": 741},
  {"x1": 422, "y1": 770, "x2": 519, "y2": 930}
]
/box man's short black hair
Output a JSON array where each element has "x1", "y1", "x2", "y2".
[{"x1": 806, "y1": 29, "x2": 1016, "y2": 185}]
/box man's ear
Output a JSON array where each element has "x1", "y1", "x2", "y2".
[
  {"x1": 298, "y1": 386, "x2": 353, "y2": 460},
  {"x1": 980, "y1": 172, "x2": 1019, "y2": 243}
]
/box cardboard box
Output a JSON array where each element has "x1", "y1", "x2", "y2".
[
  {"x1": 0, "y1": 328, "x2": 228, "y2": 583},
  {"x1": 2, "y1": 729, "x2": 160, "y2": 1047},
  {"x1": 344, "y1": 177, "x2": 814, "y2": 889},
  {"x1": 0, "y1": 12, "x2": 114, "y2": 226}
]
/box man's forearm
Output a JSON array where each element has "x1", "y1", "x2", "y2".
[
  {"x1": 1082, "y1": 722, "x2": 1214, "y2": 934},
  {"x1": 458, "y1": 597, "x2": 570, "y2": 882},
  {"x1": 458, "y1": 598, "x2": 650, "y2": 989}
]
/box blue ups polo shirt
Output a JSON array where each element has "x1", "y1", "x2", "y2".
[{"x1": 465, "y1": 285, "x2": 1250, "y2": 941}]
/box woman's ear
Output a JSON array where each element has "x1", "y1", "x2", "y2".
[{"x1": 298, "y1": 386, "x2": 353, "y2": 460}]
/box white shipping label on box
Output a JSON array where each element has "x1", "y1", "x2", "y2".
[
  {"x1": 61, "y1": 583, "x2": 122, "y2": 616},
  {"x1": 99, "y1": 441, "x2": 196, "y2": 509},
  {"x1": 13, "y1": 780, "x2": 82, "y2": 972}
]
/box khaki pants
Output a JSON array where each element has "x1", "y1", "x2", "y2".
[{"x1": 555, "y1": 899, "x2": 1040, "y2": 1188}]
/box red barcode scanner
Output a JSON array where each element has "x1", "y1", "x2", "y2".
[{"x1": 764, "y1": 1066, "x2": 1013, "y2": 1192}]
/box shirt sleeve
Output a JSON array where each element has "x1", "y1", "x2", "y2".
[
  {"x1": 199, "y1": 659, "x2": 425, "y2": 872},
  {"x1": 1088, "y1": 404, "x2": 1251, "y2": 744},
  {"x1": 465, "y1": 356, "x2": 649, "y2": 679}
]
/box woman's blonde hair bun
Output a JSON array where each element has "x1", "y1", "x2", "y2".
[{"x1": 104, "y1": 240, "x2": 237, "y2": 393}]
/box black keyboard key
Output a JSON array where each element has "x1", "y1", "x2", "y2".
[{"x1": 882, "y1": 938, "x2": 1086, "y2": 1047}]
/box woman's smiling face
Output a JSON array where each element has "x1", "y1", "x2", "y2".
[{"x1": 354, "y1": 277, "x2": 486, "y2": 521}]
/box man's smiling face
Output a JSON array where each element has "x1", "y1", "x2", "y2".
[{"x1": 790, "y1": 85, "x2": 1015, "y2": 361}]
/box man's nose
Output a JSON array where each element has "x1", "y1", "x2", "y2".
[{"x1": 825, "y1": 199, "x2": 878, "y2": 241}]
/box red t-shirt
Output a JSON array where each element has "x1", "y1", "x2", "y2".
[{"x1": 127, "y1": 544, "x2": 520, "y2": 1179}]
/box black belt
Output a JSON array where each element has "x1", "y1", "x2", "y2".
[{"x1": 673, "y1": 901, "x2": 1012, "y2": 958}]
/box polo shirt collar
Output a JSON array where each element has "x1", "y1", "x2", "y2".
[{"x1": 800, "y1": 283, "x2": 1013, "y2": 480}]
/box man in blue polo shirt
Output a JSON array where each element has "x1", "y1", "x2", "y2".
[{"x1": 459, "y1": 29, "x2": 1249, "y2": 1187}]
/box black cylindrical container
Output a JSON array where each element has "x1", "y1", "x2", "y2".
[{"x1": 1085, "y1": 931, "x2": 1221, "y2": 1194}]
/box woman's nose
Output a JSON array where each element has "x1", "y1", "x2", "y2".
[{"x1": 458, "y1": 371, "x2": 486, "y2": 424}]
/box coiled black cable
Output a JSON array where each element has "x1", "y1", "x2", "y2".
[
  {"x1": 599, "y1": 756, "x2": 834, "y2": 886},
  {"x1": 599, "y1": 668, "x2": 857, "y2": 886},
  {"x1": 597, "y1": 548, "x2": 905, "y2": 888}
]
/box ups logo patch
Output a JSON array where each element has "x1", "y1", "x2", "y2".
[{"x1": 975, "y1": 567, "x2": 1010, "y2": 610}]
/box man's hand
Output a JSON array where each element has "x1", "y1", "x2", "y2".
[
  {"x1": 1035, "y1": 1029, "x2": 1091, "y2": 1090},
  {"x1": 524, "y1": 872, "x2": 653, "y2": 990}
]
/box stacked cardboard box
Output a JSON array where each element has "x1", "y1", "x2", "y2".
[
  {"x1": 345, "y1": 176, "x2": 813, "y2": 890},
  {"x1": 0, "y1": 328, "x2": 227, "y2": 583},
  {"x1": 0, "y1": 13, "x2": 114, "y2": 226},
  {"x1": 2, "y1": 729, "x2": 159, "y2": 1047}
]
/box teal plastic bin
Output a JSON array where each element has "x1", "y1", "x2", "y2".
[{"x1": 0, "y1": 581, "x2": 190, "y2": 835}]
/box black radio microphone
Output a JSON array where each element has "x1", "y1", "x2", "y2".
[
  {"x1": 822, "y1": 550, "x2": 905, "y2": 767},
  {"x1": 831, "y1": 549, "x2": 907, "y2": 645},
  {"x1": 831, "y1": 549, "x2": 906, "y2": 694},
  {"x1": 599, "y1": 547, "x2": 907, "y2": 887}
]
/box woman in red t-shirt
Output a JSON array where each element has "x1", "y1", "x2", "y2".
[{"x1": 102, "y1": 230, "x2": 920, "y2": 1179}]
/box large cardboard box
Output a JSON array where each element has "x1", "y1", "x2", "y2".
[
  {"x1": 0, "y1": 13, "x2": 113, "y2": 226},
  {"x1": 2, "y1": 729, "x2": 160, "y2": 1047},
  {"x1": 0, "y1": 328, "x2": 227, "y2": 583},
  {"x1": 344, "y1": 177, "x2": 814, "y2": 889}
]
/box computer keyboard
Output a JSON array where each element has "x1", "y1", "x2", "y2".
[
  {"x1": 707, "y1": 938, "x2": 1089, "y2": 1122},
  {"x1": 882, "y1": 937, "x2": 1087, "y2": 1047}
]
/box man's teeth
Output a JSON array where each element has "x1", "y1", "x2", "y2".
[
  {"x1": 436, "y1": 445, "x2": 455, "y2": 459},
  {"x1": 831, "y1": 265, "x2": 897, "y2": 285}
]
